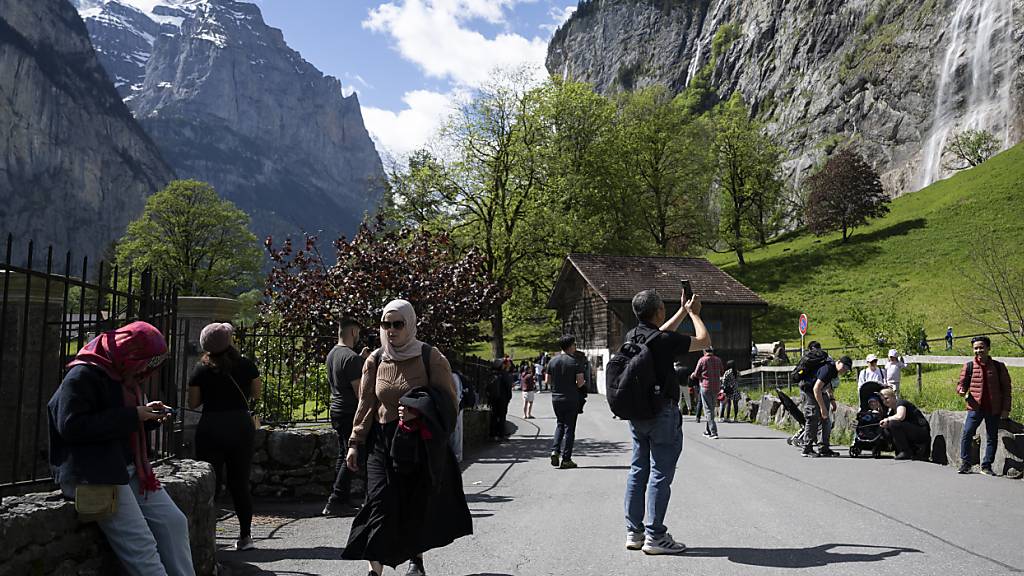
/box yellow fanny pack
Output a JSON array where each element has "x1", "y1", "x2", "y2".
[{"x1": 75, "y1": 484, "x2": 118, "y2": 522}]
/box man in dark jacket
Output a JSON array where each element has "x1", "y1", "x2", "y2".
[{"x1": 956, "y1": 336, "x2": 1013, "y2": 475}]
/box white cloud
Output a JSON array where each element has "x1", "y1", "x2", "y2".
[
  {"x1": 540, "y1": 5, "x2": 576, "y2": 36},
  {"x1": 363, "y1": 0, "x2": 548, "y2": 89},
  {"x1": 362, "y1": 89, "x2": 463, "y2": 157}
]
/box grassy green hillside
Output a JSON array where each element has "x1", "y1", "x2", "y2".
[{"x1": 710, "y1": 143, "x2": 1024, "y2": 356}]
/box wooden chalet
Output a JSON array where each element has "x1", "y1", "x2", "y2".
[{"x1": 547, "y1": 254, "x2": 768, "y2": 393}]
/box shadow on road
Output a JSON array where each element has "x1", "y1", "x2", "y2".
[{"x1": 684, "y1": 543, "x2": 921, "y2": 568}]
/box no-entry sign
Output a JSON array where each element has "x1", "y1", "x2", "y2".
[{"x1": 798, "y1": 313, "x2": 809, "y2": 336}]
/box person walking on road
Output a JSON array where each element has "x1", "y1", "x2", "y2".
[
  {"x1": 623, "y1": 288, "x2": 710, "y2": 555},
  {"x1": 342, "y1": 299, "x2": 472, "y2": 576},
  {"x1": 719, "y1": 360, "x2": 740, "y2": 422},
  {"x1": 547, "y1": 335, "x2": 586, "y2": 469},
  {"x1": 692, "y1": 348, "x2": 724, "y2": 438},
  {"x1": 521, "y1": 368, "x2": 536, "y2": 419},
  {"x1": 487, "y1": 359, "x2": 514, "y2": 441},
  {"x1": 956, "y1": 336, "x2": 1013, "y2": 475},
  {"x1": 945, "y1": 326, "x2": 954, "y2": 350},
  {"x1": 674, "y1": 362, "x2": 692, "y2": 415},
  {"x1": 322, "y1": 318, "x2": 367, "y2": 517},
  {"x1": 188, "y1": 322, "x2": 262, "y2": 551}
]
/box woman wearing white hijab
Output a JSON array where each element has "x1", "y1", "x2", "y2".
[{"x1": 341, "y1": 299, "x2": 471, "y2": 576}]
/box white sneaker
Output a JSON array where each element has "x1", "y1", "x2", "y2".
[
  {"x1": 235, "y1": 536, "x2": 256, "y2": 551},
  {"x1": 642, "y1": 533, "x2": 686, "y2": 555},
  {"x1": 626, "y1": 531, "x2": 644, "y2": 550}
]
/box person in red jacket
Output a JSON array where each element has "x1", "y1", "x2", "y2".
[{"x1": 956, "y1": 336, "x2": 1013, "y2": 475}]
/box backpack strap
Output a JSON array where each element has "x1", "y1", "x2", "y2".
[{"x1": 421, "y1": 343, "x2": 432, "y2": 386}]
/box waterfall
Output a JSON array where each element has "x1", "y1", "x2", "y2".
[{"x1": 917, "y1": 0, "x2": 1014, "y2": 189}]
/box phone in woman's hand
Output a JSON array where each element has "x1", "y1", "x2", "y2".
[{"x1": 680, "y1": 279, "x2": 693, "y2": 302}]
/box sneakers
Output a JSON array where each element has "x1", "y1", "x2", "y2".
[
  {"x1": 980, "y1": 464, "x2": 996, "y2": 476},
  {"x1": 322, "y1": 500, "x2": 358, "y2": 517},
  {"x1": 710, "y1": 434, "x2": 719, "y2": 439},
  {"x1": 405, "y1": 558, "x2": 426, "y2": 576},
  {"x1": 559, "y1": 459, "x2": 578, "y2": 469},
  {"x1": 818, "y1": 448, "x2": 840, "y2": 458},
  {"x1": 958, "y1": 462, "x2": 973, "y2": 474},
  {"x1": 641, "y1": 532, "x2": 687, "y2": 555},
  {"x1": 894, "y1": 451, "x2": 913, "y2": 461},
  {"x1": 550, "y1": 452, "x2": 560, "y2": 467},
  {"x1": 626, "y1": 531, "x2": 644, "y2": 550},
  {"x1": 702, "y1": 431, "x2": 712, "y2": 438},
  {"x1": 235, "y1": 536, "x2": 255, "y2": 551},
  {"x1": 802, "y1": 449, "x2": 819, "y2": 458}
]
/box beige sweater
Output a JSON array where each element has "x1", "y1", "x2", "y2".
[{"x1": 349, "y1": 346, "x2": 457, "y2": 446}]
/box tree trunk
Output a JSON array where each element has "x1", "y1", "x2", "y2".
[
  {"x1": 490, "y1": 306, "x2": 505, "y2": 359},
  {"x1": 842, "y1": 224, "x2": 849, "y2": 242},
  {"x1": 734, "y1": 209, "x2": 745, "y2": 266}
]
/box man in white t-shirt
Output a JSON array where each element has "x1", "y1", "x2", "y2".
[{"x1": 885, "y1": 349, "x2": 906, "y2": 396}]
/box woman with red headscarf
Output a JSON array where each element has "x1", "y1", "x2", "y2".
[{"x1": 48, "y1": 321, "x2": 195, "y2": 576}]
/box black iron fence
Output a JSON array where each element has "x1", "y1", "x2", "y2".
[{"x1": 0, "y1": 235, "x2": 182, "y2": 496}]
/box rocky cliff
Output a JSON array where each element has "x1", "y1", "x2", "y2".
[
  {"x1": 0, "y1": 0, "x2": 174, "y2": 261},
  {"x1": 548, "y1": 0, "x2": 1024, "y2": 193},
  {"x1": 76, "y1": 0, "x2": 385, "y2": 243}
]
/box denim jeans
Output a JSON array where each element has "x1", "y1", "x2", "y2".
[
  {"x1": 551, "y1": 401, "x2": 579, "y2": 459},
  {"x1": 700, "y1": 388, "x2": 718, "y2": 436},
  {"x1": 959, "y1": 410, "x2": 1001, "y2": 466},
  {"x1": 624, "y1": 404, "x2": 683, "y2": 538},
  {"x1": 64, "y1": 467, "x2": 195, "y2": 576}
]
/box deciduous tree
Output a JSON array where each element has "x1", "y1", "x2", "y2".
[
  {"x1": 943, "y1": 129, "x2": 1000, "y2": 171},
  {"x1": 805, "y1": 148, "x2": 889, "y2": 242},
  {"x1": 116, "y1": 179, "x2": 261, "y2": 296}
]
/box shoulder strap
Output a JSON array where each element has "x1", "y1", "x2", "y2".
[
  {"x1": 965, "y1": 360, "x2": 974, "y2": 384},
  {"x1": 421, "y1": 343, "x2": 432, "y2": 386},
  {"x1": 226, "y1": 373, "x2": 253, "y2": 410}
]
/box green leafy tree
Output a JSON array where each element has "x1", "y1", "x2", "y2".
[
  {"x1": 116, "y1": 179, "x2": 261, "y2": 296},
  {"x1": 943, "y1": 128, "x2": 1000, "y2": 171},
  {"x1": 706, "y1": 93, "x2": 781, "y2": 265},
  {"x1": 805, "y1": 148, "x2": 889, "y2": 242},
  {"x1": 616, "y1": 85, "x2": 713, "y2": 255}
]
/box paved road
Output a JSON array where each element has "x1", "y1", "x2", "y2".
[{"x1": 220, "y1": 394, "x2": 1024, "y2": 575}]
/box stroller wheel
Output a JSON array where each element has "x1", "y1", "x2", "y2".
[
  {"x1": 786, "y1": 437, "x2": 793, "y2": 445},
  {"x1": 849, "y1": 446, "x2": 860, "y2": 458}
]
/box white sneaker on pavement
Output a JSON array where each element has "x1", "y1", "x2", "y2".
[
  {"x1": 626, "y1": 531, "x2": 644, "y2": 550},
  {"x1": 642, "y1": 533, "x2": 686, "y2": 555}
]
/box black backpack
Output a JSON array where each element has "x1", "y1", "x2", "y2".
[
  {"x1": 606, "y1": 327, "x2": 663, "y2": 420},
  {"x1": 792, "y1": 348, "x2": 830, "y2": 389}
]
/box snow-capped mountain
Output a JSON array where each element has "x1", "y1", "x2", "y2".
[
  {"x1": 1, "y1": 0, "x2": 174, "y2": 261},
  {"x1": 74, "y1": 0, "x2": 385, "y2": 245}
]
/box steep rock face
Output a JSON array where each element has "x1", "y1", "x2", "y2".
[
  {"x1": 0, "y1": 0, "x2": 174, "y2": 261},
  {"x1": 78, "y1": 0, "x2": 385, "y2": 243},
  {"x1": 548, "y1": 0, "x2": 1024, "y2": 194}
]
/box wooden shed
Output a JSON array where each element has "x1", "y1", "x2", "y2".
[{"x1": 546, "y1": 254, "x2": 768, "y2": 393}]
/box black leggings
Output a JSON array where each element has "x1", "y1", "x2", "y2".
[{"x1": 196, "y1": 410, "x2": 255, "y2": 537}]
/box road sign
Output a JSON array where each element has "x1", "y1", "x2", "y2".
[{"x1": 798, "y1": 313, "x2": 809, "y2": 336}]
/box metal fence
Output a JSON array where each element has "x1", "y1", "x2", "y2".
[{"x1": 0, "y1": 235, "x2": 182, "y2": 496}]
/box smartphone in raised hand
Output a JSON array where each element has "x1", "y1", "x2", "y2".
[{"x1": 680, "y1": 279, "x2": 693, "y2": 303}]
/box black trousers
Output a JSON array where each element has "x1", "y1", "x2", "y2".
[
  {"x1": 196, "y1": 410, "x2": 255, "y2": 537},
  {"x1": 329, "y1": 412, "x2": 357, "y2": 504},
  {"x1": 889, "y1": 420, "x2": 930, "y2": 457},
  {"x1": 490, "y1": 400, "x2": 509, "y2": 437}
]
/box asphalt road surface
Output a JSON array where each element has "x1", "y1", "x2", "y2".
[{"x1": 220, "y1": 394, "x2": 1024, "y2": 575}]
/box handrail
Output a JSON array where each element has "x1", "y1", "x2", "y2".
[{"x1": 743, "y1": 355, "x2": 1024, "y2": 376}]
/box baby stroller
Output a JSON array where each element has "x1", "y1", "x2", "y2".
[
  {"x1": 848, "y1": 381, "x2": 893, "y2": 458},
  {"x1": 775, "y1": 387, "x2": 809, "y2": 449}
]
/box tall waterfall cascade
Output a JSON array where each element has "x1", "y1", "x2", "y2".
[{"x1": 918, "y1": 0, "x2": 1015, "y2": 188}]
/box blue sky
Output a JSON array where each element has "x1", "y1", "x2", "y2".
[{"x1": 249, "y1": 0, "x2": 577, "y2": 157}]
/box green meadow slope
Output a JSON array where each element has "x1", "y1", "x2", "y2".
[{"x1": 710, "y1": 143, "x2": 1024, "y2": 355}]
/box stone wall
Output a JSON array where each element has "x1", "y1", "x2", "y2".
[
  {"x1": 747, "y1": 394, "x2": 1023, "y2": 479},
  {"x1": 249, "y1": 407, "x2": 493, "y2": 499},
  {"x1": 0, "y1": 459, "x2": 216, "y2": 576}
]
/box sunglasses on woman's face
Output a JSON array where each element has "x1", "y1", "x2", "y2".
[{"x1": 380, "y1": 320, "x2": 406, "y2": 330}]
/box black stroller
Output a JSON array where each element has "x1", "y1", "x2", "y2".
[
  {"x1": 848, "y1": 381, "x2": 893, "y2": 458},
  {"x1": 776, "y1": 387, "x2": 809, "y2": 449}
]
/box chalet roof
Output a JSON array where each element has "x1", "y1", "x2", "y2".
[{"x1": 547, "y1": 254, "x2": 768, "y2": 309}]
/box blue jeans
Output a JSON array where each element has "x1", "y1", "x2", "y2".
[
  {"x1": 625, "y1": 404, "x2": 683, "y2": 538},
  {"x1": 959, "y1": 410, "x2": 1000, "y2": 466},
  {"x1": 64, "y1": 467, "x2": 195, "y2": 576}
]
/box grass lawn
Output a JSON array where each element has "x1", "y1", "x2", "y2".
[{"x1": 707, "y1": 142, "x2": 1024, "y2": 352}]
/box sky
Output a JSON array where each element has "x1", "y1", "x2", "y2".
[{"x1": 249, "y1": 0, "x2": 578, "y2": 159}]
